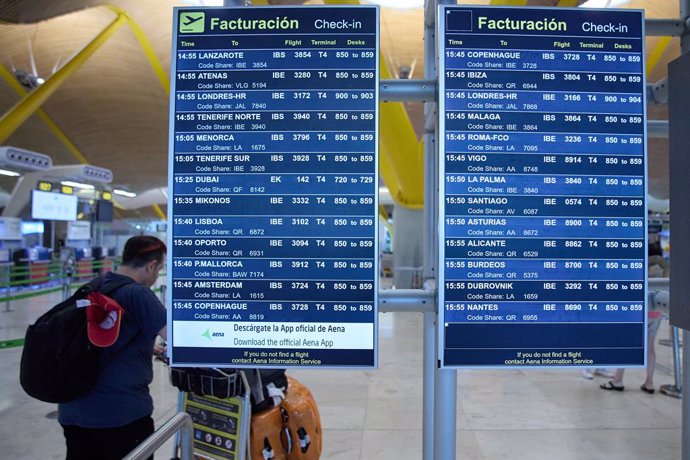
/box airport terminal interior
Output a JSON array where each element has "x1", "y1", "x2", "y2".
[
  {"x1": 0, "y1": 288, "x2": 684, "y2": 459},
  {"x1": 0, "y1": 0, "x2": 684, "y2": 459}
]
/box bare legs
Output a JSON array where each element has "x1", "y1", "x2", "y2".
[{"x1": 642, "y1": 332, "x2": 656, "y2": 391}]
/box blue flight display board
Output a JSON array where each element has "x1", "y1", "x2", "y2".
[
  {"x1": 168, "y1": 6, "x2": 379, "y2": 368},
  {"x1": 438, "y1": 6, "x2": 647, "y2": 368}
]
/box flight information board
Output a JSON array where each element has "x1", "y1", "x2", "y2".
[
  {"x1": 438, "y1": 6, "x2": 647, "y2": 367},
  {"x1": 168, "y1": 6, "x2": 379, "y2": 368}
]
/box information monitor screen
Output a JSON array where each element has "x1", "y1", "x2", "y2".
[
  {"x1": 96, "y1": 200, "x2": 114, "y2": 222},
  {"x1": 31, "y1": 190, "x2": 78, "y2": 221},
  {"x1": 438, "y1": 6, "x2": 647, "y2": 368},
  {"x1": 167, "y1": 6, "x2": 380, "y2": 368},
  {"x1": 21, "y1": 221, "x2": 45, "y2": 234}
]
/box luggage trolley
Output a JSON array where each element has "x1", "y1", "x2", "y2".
[
  {"x1": 169, "y1": 368, "x2": 290, "y2": 460},
  {"x1": 169, "y1": 368, "x2": 253, "y2": 460}
]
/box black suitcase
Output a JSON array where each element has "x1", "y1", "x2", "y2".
[
  {"x1": 169, "y1": 367, "x2": 242, "y2": 399},
  {"x1": 247, "y1": 368, "x2": 289, "y2": 412},
  {"x1": 169, "y1": 367, "x2": 287, "y2": 410}
]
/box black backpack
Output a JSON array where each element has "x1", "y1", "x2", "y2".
[{"x1": 19, "y1": 276, "x2": 133, "y2": 403}]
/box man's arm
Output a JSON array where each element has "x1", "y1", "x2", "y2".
[{"x1": 153, "y1": 326, "x2": 168, "y2": 357}]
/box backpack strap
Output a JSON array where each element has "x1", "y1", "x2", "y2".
[{"x1": 76, "y1": 275, "x2": 135, "y2": 299}]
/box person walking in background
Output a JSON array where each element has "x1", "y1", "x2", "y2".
[
  {"x1": 581, "y1": 368, "x2": 614, "y2": 380},
  {"x1": 58, "y1": 235, "x2": 167, "y2": 459},
  {"x1": 600, "y1": 290, "x2": 666, "y2": 394}
]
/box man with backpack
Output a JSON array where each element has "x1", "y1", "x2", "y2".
[{"x1": 57, "y1": 235, "x2": 167, "y2": 460}]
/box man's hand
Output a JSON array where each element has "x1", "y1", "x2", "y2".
[
  {"x1": 153, "y1": 342, "x2": 167, "y2": 355},
  {"x1": 153, "y1": 340, "x2": 168, "y2": 364}
]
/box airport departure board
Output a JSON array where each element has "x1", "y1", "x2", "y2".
[
  {"x1": 168, "y1": 6, "x2": 379, "y2": 367},
  {"x1": 439, "y1": 7, "x2": 647, "y2": 367}
]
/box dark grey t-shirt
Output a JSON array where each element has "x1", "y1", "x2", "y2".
[{"x1": 58, "y1": 272, "x2": 167, "y2": 428}]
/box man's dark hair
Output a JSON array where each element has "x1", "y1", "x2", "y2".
[{"x1": 121, "y1": 235, "x2": 166, "y2": 268}]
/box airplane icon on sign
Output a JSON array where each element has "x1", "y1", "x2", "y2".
[
  {"x1": 179, "y1": 12, "x2": 205, "y2": 33},
  {"x1": 183, "y1": 15, "x2": 202, "y2": 26}
]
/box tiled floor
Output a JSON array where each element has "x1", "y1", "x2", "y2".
[{"x1": 0, "y1": 285, "x2": 682, "y2": 459}]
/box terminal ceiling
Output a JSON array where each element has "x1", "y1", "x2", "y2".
[{"x1": 0, "y1": 0, "x2": 677, "y2": 219}]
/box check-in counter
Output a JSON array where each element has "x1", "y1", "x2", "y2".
[
  {"x1": 12, "y1": 248, "x2": 32, "y2": 285},
  {"x1": 33, "y1": 248, "x2": 52, "y2": 285},
  {"x1": 92, "y1": 246, "x2": 115, "y2": 275},
  {"x1": 74, "y1": 247, "x2": 94, "y2": 281},
  {"x1": 0, "y1": 248, "x2": 13, "y2": 293},
  {"x1": 12, "y1": 247, "x2": 52, "y2": 286}
]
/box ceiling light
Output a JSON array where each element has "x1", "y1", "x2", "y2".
[
  {"x1": 0, "y1": 168, "x2": 20, "y2": 177},
  {"x1": 61, "y1": 180, "x2": 94, "y2": 190},
  {"x1": 364, "y1": 0, "x2": 424, "y2": 9},
  {"x1": 113, "y1": 189, "x2": 137, "y2": 198},
  {"x1": 13, "y1": 69, "x2": 45, "y2": 90}
]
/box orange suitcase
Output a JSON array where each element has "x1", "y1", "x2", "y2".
[
  {"x1": 250, "y1": 405, "x2": 286, "y2": 460},
  {"x1": 282, "y1": 376, "x2": 322, "y2": 460},
  {"x1": 250, "y1": 376, "x2": 322, "y2": 460}
]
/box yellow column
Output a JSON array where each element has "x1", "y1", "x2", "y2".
[
  {"x1": 0, "y1": 12, "x2": 127, "y2": 144},
  {"x1": 323, "y1": 0, "x2": 422, "y2": 208},
  {"x1": 489, "y1": 0, "x2": 528, "y2": 5},
  {"x1": 106, "y1": 6, "x2": 169, "y2": 93},
  {"x1": 646, "y1": 37, "x2": 672, "y2": 77},
  {"x1": 0, "y1": 64, "x2": 90, "y2": 164}
]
